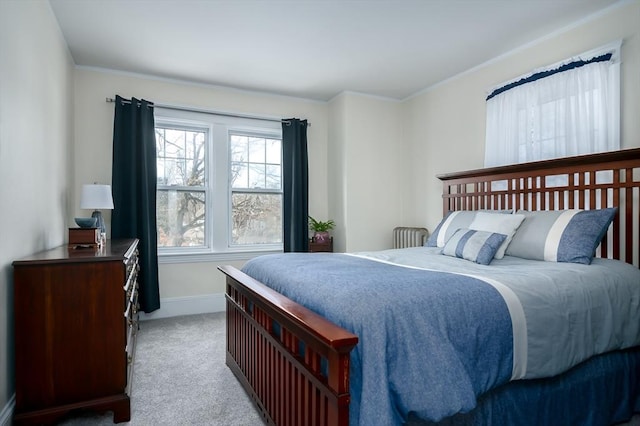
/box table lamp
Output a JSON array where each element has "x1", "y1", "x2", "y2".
[{"x1": 80, "y1": 184, "x2": 114, "y2": 235}]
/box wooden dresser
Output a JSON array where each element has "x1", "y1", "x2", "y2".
[{"x1": 12, "y1": 238, "x2": 140, "y2": 425}]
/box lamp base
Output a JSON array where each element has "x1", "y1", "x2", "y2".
[
  {"x1": 91, "y1": 210, "x2": 107, "y2": 239},
  {"x1": 90, "y1": 210, "x2": 107, "y2": 246}
]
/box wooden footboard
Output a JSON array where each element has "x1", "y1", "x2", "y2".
[{"x1": 218, "y1": 265, "x2": 358, "y2": 426}]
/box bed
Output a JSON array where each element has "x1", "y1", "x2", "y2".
[{"x1": 218, "y1": 148, "x2": 640, "y2": 426}]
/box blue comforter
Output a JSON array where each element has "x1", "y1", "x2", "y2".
[{"x1": 242, "y1": 253, "x2": 514, "y2": 425}]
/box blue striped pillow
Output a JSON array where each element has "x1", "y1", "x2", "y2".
[
  {"x1": 505, "y1": 208, "x2": 617, "y2": 264},
  {"x1": 441, "y1": 228, "x2": 507, "y2": 265}
]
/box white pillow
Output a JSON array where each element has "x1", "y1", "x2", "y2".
[
  {"x1": 469, "y1": 212, "x2": 526, "y2": 259},
  {"x1": 425, "y1": 209, "x2": 512, "y2": 248}
]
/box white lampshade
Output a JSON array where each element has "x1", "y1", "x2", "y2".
[{"x1": 80, "y1": 184, "x2": 114, "y2": 210}]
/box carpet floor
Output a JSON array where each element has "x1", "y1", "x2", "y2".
[
  {"x1": 57, "y1": 312, "x2": 265, "y2": 426},
  {"x1": 49, "y1": 312, "x2": 640, "y2": 426}
]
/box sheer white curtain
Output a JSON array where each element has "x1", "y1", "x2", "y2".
[{"x1": 485, "y1": 44, "x2": 620, "y2": 168}]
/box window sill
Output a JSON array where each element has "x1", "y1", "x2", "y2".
[{"x1": 158, "y1": 249, "x2": 283, "y2": 264}]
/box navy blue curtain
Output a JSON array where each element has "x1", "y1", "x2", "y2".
[
  {"x1": 282, "y1": 118, "x2": 309, "y2": 252},
  {"x1": 111, "y1": 95, "x2": 160, "y2": 313}
]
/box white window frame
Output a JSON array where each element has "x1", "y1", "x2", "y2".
[{"x1": 155, "y1": 107, "x2": 283, "y2": 264}]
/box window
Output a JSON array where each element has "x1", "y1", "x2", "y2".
[
  {"x1": 230, "y1": 133, "x2": 282, "y2": 245},
  {"x1": 485, "y1": 41, "x2": 621, "y2": 168},
  {"x1": 154, "y1": 108, "x2": 283, "y2": 261},
  {"x1": 156, "y1": 125, "x2": 207, "y2": 248}
]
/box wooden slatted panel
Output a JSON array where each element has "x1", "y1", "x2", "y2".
[
  {"x1": 636, "y1": 185, "x2": 640, "y2": 267},
  {"x1": 613, "y1": 169, "x2": 621, "y2": 261},
  {"x1": 578, "y1": 172, "x2": 585, "y2": 209},
  {"x1": 625, "y1": 168, "x2": 633, "y2": 265},
  {"x1": 600, "y1": 186, "x2": 609, "y2": 259}
]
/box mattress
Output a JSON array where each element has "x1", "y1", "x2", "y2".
[{"x1": 241, "y1": 248, "x2": 640, "y2": 425}]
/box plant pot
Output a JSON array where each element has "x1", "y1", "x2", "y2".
[{"x1": 313, "y1": 231, "x2": 331, "y2": 243}]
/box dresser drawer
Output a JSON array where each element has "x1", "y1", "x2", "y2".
[
  {"x1": 125, "y1": 283, "x2": 139, "y2": 355},
  {"x1": 123, "y1": 249, "x2": 139, "y2": 294}
]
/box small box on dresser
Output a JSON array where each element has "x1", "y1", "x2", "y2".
[
  {"x1": 68, "y1": 227, "x2": 100, "y2": 246},
  {"x1": 12, "y1": 238, "x2": 140, "y2": 425}
]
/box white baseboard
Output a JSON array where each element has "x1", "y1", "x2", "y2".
[
  {"x1": 139, "y1": 293, "x2": 225, "y2": 321},
  {"x1": 0, "y1": 394, "x2": 14, "y2": 426}
]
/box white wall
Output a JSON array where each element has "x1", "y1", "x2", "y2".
[
  {"x1": 402, "y1": 0, "x2": 640, "y2": 233},
  {"x1": 72, "y1": 69, "x2": 330, "y2": 317},
  {"x1": 328, "y1": 92, "x2": 405, "y2": 252},
  {"x1": 327, "y1": 94, "x2": 348, "y2": 252},
  {"x1": 0, "y1": 0, "x2": 74, "y2": 418}
]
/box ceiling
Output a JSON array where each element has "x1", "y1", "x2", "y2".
[{"x1": 49, "y1": 0, "x2": 623, "y2": 102}]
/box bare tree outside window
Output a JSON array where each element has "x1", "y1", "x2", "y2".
[
  {"x1": 156, "y1": 126, "x2": 206, "y2": 247},
  {"x1": 230, "y1": 134, "x2": 282, "y2": 245}
]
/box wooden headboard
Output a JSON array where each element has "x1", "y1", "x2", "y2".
[{"x1": 437, "y1": 148, "x2": 640, "y2": 267}]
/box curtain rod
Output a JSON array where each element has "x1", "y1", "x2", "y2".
[{"x1": 105, "y1": 97, "x2": 309, "y2": 127}]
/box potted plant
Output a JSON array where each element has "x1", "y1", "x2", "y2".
[{"x1": 309, "y1": 216, "x2": 335, "y2": 243}]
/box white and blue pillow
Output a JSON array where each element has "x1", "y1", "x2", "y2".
[
  {"x1": 505, "y1": 208, "x2": 617, "y2": 265},
  {"x1": 426, "y1": 210, "x2": 512, "y2": 248},
  {"x1": 469, "y1": 212, "x2": 525, "y2": 259},
  {"x1": 441, "y1": 228, "x2": 507, "y2": 265}
]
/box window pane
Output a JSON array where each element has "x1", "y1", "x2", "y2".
[
  {"x1": 156, "y1": 128, "x2": 169, "y2": 185},
  {"x1": 156, "y1": 126, "x2": 206, "y2": 187},
  {"x1": 265, "y1": 164, "x2": 280, "y2": 189},
  {"x1": 230, "y1": 135, "x2": 248, "y2": 162},
  {"x1": 248, "y1": 137, "x2": 266, "y2": 163},
  {"x1": 265, "y1": 139, "x2": 281, "y2": 164},
  {"x1": 232, "y1": 193, "x2": 282, "y2": 245},
  {"x1": 230, "y1": 133, "x2": 281, "y2": 190},
  {"x1": 157, "y1": 189, "x2": 205, "y2": 247},
  {"x1": 248, "y1": 163, "x2": 266, "y2": 188},
  {"x1": 231, "y1": 162, "x2": 248, "y2": 188}
]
